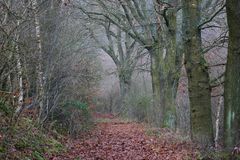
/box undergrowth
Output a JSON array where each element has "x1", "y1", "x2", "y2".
[
  {"x1": 0, "y1": 117, "x2": 65, "y2": 160},
  {"x1": 0, "y1": 98, "x2": 65, "y2": 160},
  {"x1": 51, "y1": 100, "x2": 94, "y2": 138}
]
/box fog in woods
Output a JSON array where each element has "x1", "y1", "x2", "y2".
[{"x1": 1, "y1": 0, "x2": 240, "y2": 159}]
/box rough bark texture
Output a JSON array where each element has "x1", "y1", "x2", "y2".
[
  {"x1": 150, "y1": 48, "x2": 163, "y2": 127},
  {"x1": 224, "y1": 0, "x2": 240, "y2": 149},
  {"x1": 151, "y1": 44, "x2": 177, "y2": 128},
  {"x1": 119, "y1": 72, "x2": 131, "y2": 109},
  {"x1": 119, "y1": 76, "x2": 131, "y2": 96},
  {"x1": 161, "y1": 6, "x2": 178, "y2": 128},
  {"x1": 182, "y1": 0, "x2": 213, "y2": 147},
  {"x1": 150, "y1": 0, "x2": 179, "y2": 128}
]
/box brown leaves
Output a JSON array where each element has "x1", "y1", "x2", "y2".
[{"x1": 52, "y1": 118, "x2": 196, "y2": 160}]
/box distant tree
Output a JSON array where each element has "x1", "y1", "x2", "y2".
[
  {"x1": 76, "y1": 0, "x2": 181, "y2": 127},
  {"x1": 85, "y1": 19, "x2": 145, "y2": 110}
]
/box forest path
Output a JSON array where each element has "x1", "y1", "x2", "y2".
[{"x1": 54, "y1": 118, "x2": 196, "y2": 160}]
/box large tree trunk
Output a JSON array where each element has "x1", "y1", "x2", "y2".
[
  {"x1": 224, "y1": 0, "x2": 240, "y2": 150},
  {"x1": 182, "y1": 0, "x2": 213, "y2": 148},
  {"x1": 150, "y1": 49, "x2": 174, "y2": 128},
  {"x1": 162, "y1": 6, "x2": 178, "y2": 128},
  {"x1": 119, "y1": 77, "x2": 130, "y2": 101},
  {"x1": 150, "y1": 48, "x2": 164, "y2": 127},
  {"x1": 150, "y1": 0, "x2": 179, "y2": 128},
  {"x1": 118, "y1": 73, "x2": 131, "y2": 109}
]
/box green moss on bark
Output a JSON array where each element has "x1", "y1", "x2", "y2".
[
  {"x1": 224, "y1": 0, "x2": 240, "y2": 149},
  {"x1": 182, "y1": 0, "x2": 213, "y2": 147}
]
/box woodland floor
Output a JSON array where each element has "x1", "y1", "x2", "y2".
[{"x1": 52, "y1": 115, "x2": 197, "y2": 160}]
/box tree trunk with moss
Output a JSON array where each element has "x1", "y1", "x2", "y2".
[
  {"x1": 182, "y1": 0, "x2": 213, "y2": 147},
  {"x1": 224, "y1": 0, "x2": 240, "y2": 150},
  {"x1": 162, "y1": 6, "x2": 178, "y2": 128},
  {"x1": 150, "y1": 45, "x2": 178, "y2": 128},
  {"x1": 150, "y1": 48, "x2": 164, "y2": 127},
  {"x1": 151, "y1": 0, "x2": 179, "y2": 128},
  {"x1": 118, "y1": 67, "x2": 132, "y2": 108}
]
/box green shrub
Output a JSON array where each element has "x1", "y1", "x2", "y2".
[
  {"x1": 52, "y1": 100, "x2": 93, "y2": 137},
  {"x1": 63, "y1": 100, "x2": 88, "y2": 111}
]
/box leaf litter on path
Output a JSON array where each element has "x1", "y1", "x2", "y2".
[{"x1": 52, "y1": 118, "x2": 197, "y2": 160}]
